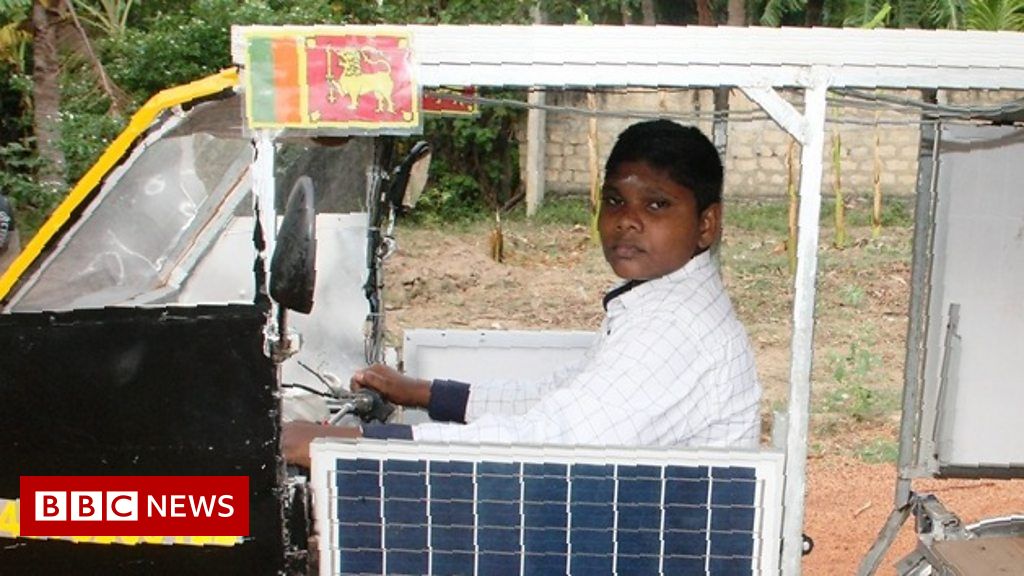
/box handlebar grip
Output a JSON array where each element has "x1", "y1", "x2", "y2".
[{"x1": 355, "y1": 389, "x2": 396, "y2": 424}]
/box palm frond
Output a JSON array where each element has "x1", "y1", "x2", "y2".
[
  {"x1": 926, "y1": 0, "x2": 968, "y2": 28},
  {"x1": 0, "y1": 0, "x2": 31, "y2": 14},
  {"x1": 966, "y1": 0, "x2": 1024, "y2": 29},
  {"x1": 760, "y1": 0, "x2": 805, "y2": 26},
  {"x1": 892, "y1": 0, "x2": 925, "y2": 26},
  {"x1": 842, "y1": 0, "x2": 892, "y2": 26},
  {"x1": 0, "y1": 20, "x2": 29, "y2": 66},
  {"x1": 69, "y1": 0, "x2": 135, "y2": 36}
]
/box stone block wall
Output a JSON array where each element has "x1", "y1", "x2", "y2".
[{"x1": 525, "y1": 88, "x2": 1021, "y2": 201}]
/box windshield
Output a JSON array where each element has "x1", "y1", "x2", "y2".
[
  {"x1": 11, "y1": 98, "x2": 253, "y2": 312},
  {"x1": 9, "y1": 95, "x2": 375, "y2": 312}
]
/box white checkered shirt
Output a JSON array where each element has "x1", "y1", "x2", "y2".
[{"x1": 411, "y1": 252, "x2": 762, "y2": 448}]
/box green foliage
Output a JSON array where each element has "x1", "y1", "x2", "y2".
[
  {"x1": 758, "y1": 0, "x2": 806, "y2": 25},
  {"x1": 59, "y1": 108, "x2": 124, "y2": 184},
  {"x1": 71, "y1": 0, "x2": 138, "y2": 37},
  {"x1": 540, "y1": 0, "x2": 643, "y2": 25},
  {"x1": 860, "y1": 2, "x2": 893, "y2": 27},
  {"x1": 965, "y1": 0, "x2": 1024, "y2": 29},
  {"x1": 327, "y1": 0, "x2": 531, "y2": 25},
  {"x1": 0, "y1": 60, "x2": 51, "y2": 235},
  {"x1": 58, "y1": 56, "x2": 128, "y2": 183},
  {"x1": 821, "y1": 339, "x2": 899, "y2": 424},
  {"x1": 410, "y1": 100, "x2": 523, "y2": 224},
  {"x1": 0, "y1": 140, "x2": 57, "y2": 235},
  {"x1": 0, "y1": 0, "x2": 30, "y2": 17},
  {"x1": 0, "y1": 64, "x2": 30, "y2": 142},
  {"x1": 0, "y1": 21, "x2": 30, "y2": 69},
  {"x1": 411, "y1": 173, "x2": 490, "y2": 226},
  {"x1": 752, "y1": 0, "x2": 1020, "y2": 29},
  {"x1": 100, "y1": 0, "x2": 334, "y2": 101}
]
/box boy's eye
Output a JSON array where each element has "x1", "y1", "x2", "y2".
[
  {"x1": 602, "y1": 195, "x2": 623, "y2": 207},
  {"x1": 648, "y1": 199, "x2": 670, "y2": 211}
]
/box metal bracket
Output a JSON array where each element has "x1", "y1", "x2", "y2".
[{"x1": 931, "y1": 303, "x2": 962, "y2": 471}]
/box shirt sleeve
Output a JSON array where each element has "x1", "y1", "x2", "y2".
[
  {"x1": 361, "y1": 423, "x2": 414, "y2": 440},
  {"x1": 410, "y1": 317, "x2": 716, "y2": 447},
  {"x1": 460, "y1": 348, "x2": 595, "y2": 421}
]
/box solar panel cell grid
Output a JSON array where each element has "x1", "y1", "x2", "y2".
[{"x1": 315, "y1": 441, "x2": 782, "y2": 576}]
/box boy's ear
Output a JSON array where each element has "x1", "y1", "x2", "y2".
[{"x1": 697, "y1": 203, "x2": 722, "y2": 250}]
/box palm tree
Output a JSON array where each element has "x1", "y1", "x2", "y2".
[{"x1": 1, "y1": 0, "x2": 127, "y2": 197}]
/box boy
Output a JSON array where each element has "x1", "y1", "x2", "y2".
[{"x1": 284, "y1": 120, "x2": 760, "y2": 467}]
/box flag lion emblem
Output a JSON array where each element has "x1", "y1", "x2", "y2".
[{"x1": 326, "y1": 46, "x2": 395, "y2": 113}]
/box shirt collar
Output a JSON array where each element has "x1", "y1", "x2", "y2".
[{"x1": 602, "y1": 251, "x2": 716, "y2": 311}]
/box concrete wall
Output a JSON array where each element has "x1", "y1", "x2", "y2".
[{"x1": 525, "y1": 88, "x2": 1021, "y2": 201}]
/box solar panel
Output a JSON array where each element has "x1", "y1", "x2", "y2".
[{"x1": 311, "y1": 440, "x2": 784, "y2": 576}]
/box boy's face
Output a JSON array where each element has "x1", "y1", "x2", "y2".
[{"x1": 598, "y1": 160, "x2": 721, "y2": 280}]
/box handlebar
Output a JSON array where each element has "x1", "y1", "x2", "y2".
[{"x1": 327, "y1": 389, "x2": 395, "y2": 425}]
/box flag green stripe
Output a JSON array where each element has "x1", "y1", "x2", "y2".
[{"x1": 248, "y1": 37, "x2": 277, "y2": 123}]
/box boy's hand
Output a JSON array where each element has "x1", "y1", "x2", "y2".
[
  {"x1": 281, "y1": 421, "x2": 361, "y2": 469},
  {"x1": 350, "y1": 364, "x2": 431, "y2": 408}
]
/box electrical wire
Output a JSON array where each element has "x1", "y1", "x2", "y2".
[
  {"x1": 424, "y1": 86, "x2": 1024, "y2": 127},
  {"x1": 281, "y1": 382, "x2": 335, "y2": 399}
]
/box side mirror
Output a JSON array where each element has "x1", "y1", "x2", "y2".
[
  {"x1": 388, "y1": 141, "x2": 431, "y2": 211},
  {"x1": 270, "y1": 176, "x2": 316, "y2": 314}
]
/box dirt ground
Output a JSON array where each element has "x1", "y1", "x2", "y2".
[{"x1": 381, "y1": 206, "x2": 1024, "y2": 574}]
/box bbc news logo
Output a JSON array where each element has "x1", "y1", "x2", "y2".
[{"x1": 20, "y1": 476, "x2": 248, "y2": 537}]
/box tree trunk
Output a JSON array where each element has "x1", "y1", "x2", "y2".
[
  {"x1": 32, "y1": 0, "x2": 66, "y2": 195},
  {"x1": 805, "y1": 0, "x2": 825, "y2": 26},
  {"x1": 641, "y1": 0, "x2": 657, "y2": 24},
  {"x1": 727, "y1": 0, "x2": 746, "y2": 25},
  {"x1": 697, "y1": 0, "x2": 714, "y2": 25}
]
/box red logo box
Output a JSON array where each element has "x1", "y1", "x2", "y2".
[{"x1": 20, "y1": 476, "x2": 249, "y2": 537}]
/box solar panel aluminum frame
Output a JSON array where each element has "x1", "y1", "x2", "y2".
[
  {"x1": 311, "y1": 438, "x2": 785, "y2": 576},
  {"x1": 901, "y1": 123, "x2": 1024, "y2": 479}
]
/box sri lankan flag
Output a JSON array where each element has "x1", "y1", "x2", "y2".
[{"x1": 243, "y1": 27, "x2": 420, "y2": 133}]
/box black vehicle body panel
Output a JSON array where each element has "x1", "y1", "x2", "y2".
[{"x1": 0, "y1": 304, "x2": 292, "y2": 575}]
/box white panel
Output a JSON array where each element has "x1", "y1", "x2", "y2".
[
  {"x1": 922, "y1": 125, "x2": 1024, "y2": 471},
  {"x1": 180, "y1": 214, "x2": 370, "y2": 390},
  {"x1": 402, "y1": 328, "x2": 595, "y2": 382},
  {"x1": 232, "y1": 25, "x2": 1024, "y2": 90}
]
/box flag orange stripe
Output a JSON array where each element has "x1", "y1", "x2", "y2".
[{"x1": 272, "y1": 38, "x2": 301, "y2": 124}]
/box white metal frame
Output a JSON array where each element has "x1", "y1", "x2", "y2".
[
  {"x1": 232, "y1": 24, "x2": 1024, "y2": 575},
  {"x1": 402, "y1": 328, "x2": 596, "y2": 380}
]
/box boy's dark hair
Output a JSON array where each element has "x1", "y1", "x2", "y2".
[{"x1": 604, "y1": 120, "x2": 723, "y2": 213}]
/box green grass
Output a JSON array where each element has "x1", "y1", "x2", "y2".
[
  {"x1": 405, "y1": 195, "x2": 594, "y2": 230},
  {"x1": 404, "y1": 193, "x2": 914, "y2": 238},
  {"x1": 855, "y1": 438, "x2": 899, "y2": 464},
  {"x1": 726, "y1": 201, "x2": 791, "y2": 234},
  {"x1": 726, "y1": 195, "x2": 914, "y2": 233},
  {"x1": 509, "y1": 196, "x2": 593, "y2": 227},
  {"x1": 839, "y1": 284, "x2": 867, "y2": 308}
]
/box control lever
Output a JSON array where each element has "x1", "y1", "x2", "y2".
[{"x1": 328, "y1": 389, "x2": 395, "y2": 425}]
